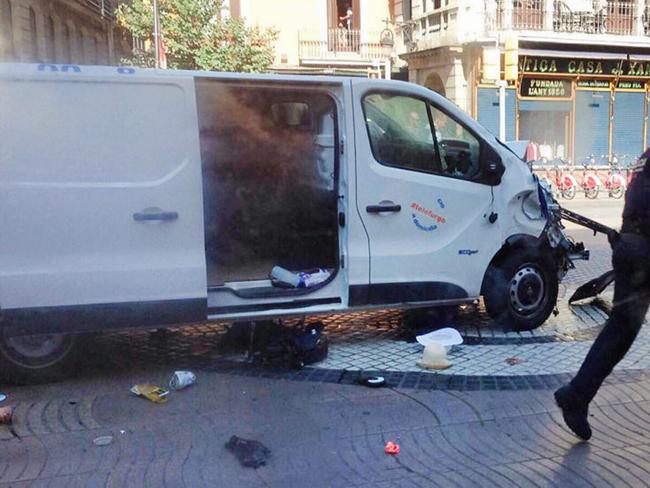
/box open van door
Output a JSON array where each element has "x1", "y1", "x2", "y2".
[{"x1": 0, "y1": 69, "x2": 207, "y2": 335}]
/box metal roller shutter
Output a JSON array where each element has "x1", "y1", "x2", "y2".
[
  {"x1": 477, "y1": 87, "x2": 515, "y2": 141},
  {"x1": 612, "y1": 91, "x2": 644, "y2": 162},
  {"x1": 519, "y1": 100, "x2": 572, "y2": 112},
  {"x1": 575, "y1": 90, "x2": 610, "y2": 164}
]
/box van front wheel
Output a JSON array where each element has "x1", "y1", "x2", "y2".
[
  {"x1": 0, "y1": 329, "x2": 79, "y2": 384},
  {"x1": 483, "y1": 250, "x2": 558, "y2": 331}
]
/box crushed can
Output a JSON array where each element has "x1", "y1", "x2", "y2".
[{"x1": 169, "y1": 371, "x2": 196, "y2": 391}]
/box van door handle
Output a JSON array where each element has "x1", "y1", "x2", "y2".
[
  {"x1": 133, "y1": 210, "x2": 179, "y2": 222},
  {"x1": 366, "y1": 203, "x2": 401, "y2": 213}
]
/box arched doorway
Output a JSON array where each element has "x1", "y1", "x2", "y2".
[{"x1": 424, "y1": 72, "x2": 446, "y2": 97}]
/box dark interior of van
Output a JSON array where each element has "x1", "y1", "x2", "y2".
[{"x1": 195, "y1": 80, "x2": 339, "y2": 287}]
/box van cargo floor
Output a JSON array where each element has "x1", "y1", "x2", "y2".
[{"x1": 207, "y1": 258, "x2": 275, "y2": 286}]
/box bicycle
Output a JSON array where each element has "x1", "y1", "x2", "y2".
[
  {"x1": 604, "y1": 154, "x2": 627, "y2": 199},
  {"x1": 577, "y1": 155, "x2": 603, "y2": 199}
]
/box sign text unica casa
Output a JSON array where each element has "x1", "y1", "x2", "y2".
[{"x1": 520, "y1": 56, "x2": 650, "y2": 77}]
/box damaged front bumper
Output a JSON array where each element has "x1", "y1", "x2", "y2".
[{"x1": 537, "y1": 182, "x2": 590, "y2": 280}]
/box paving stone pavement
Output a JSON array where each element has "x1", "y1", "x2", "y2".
[{"x1": 4, "y1": 371, "x2": 650, "y2": 487}]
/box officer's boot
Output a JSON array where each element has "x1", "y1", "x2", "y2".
[{"x1": 554, "y1": 384, "x2": 592, "y2": 441}]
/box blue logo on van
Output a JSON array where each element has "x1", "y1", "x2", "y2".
[
  {"x1": 118, "y1": 67, "x2": 136, "y2": 75},
  {"x1": 412, "y1": 214, "x2": 437, "y2": 232},
  {"x1": 37, "y1": 64, "x2": 81, "y2": 73},
  {"x1": 458, "y1": 249, "x2": 479, "y2": 256}
]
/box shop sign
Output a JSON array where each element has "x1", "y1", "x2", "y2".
[
  {"x1": 520, "y1": 56, "x2": 650, "y2": 77},
  {"x1": 577, "y1": 80, "x2": 610, "y2": 89},
  {"x1": 520, "y1": 78, "x2": 571, "y2": 98},
  {"x1": 616, "y1": 80, "x2": 645, "y2": 90}
]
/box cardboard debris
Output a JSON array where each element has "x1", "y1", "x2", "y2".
[{"x1": 130, "y1": 384, "x2": 169, "y2": 403}]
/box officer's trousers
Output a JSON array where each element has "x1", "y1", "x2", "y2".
[{"x1": 571, "y1": 238, "x2": 650, "y2": 404}]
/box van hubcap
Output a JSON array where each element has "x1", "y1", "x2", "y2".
[
  {"x1": 510, "y1": 266, "x2": 545, "y2": 315},
  {"x1": 0, "y1": 331, "x2": 72, "y2": 368}
]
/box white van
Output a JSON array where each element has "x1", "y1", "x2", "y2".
[{"x1": 0, "y1": 63, "x2": 583, "y2": 382}]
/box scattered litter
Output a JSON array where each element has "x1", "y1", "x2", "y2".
[
  {"x1": 416, "y1": 327, "x2": 463, "y2": 353},
  {"x1": 0, "y1": 406, "x2": 13, "y2": 425},
  {"x1": 270, "y1": 266, "x2": 331, "y2": 289},
  {"x1": 130, "y1": 384, "x2": 169, "y2": 403},
  {"x1": 417, "y1": 342, "x2": 451, "y2": 370},
  {"x1": 0, "y1": 393, "x2": 6, "y2": 403},
  {"x1": 506, "y1": 357, "x2": 526, "y2": 366},
  {"x1": 93, "y1": 435, "x2": 113, "y2": 446},
  {"x1": 120, "y1": 430, "x2": 126, "y2": 435},
  {"x1": 169, "y1": 371, "x2": 196, "y2": 391},
  {"x1": 225, "y1": 435, "x2": 271, "y2": 468},
  {"x1": 357, "y1": 376, "x2": 386, "y2": 388},
  {"x1": 384, "y1": 441, "x2": 400, "y2": 455}
]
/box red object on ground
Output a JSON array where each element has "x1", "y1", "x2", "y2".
[
  {"x1": 0, "y1": 406, "x2": 13, "y2": 425},
  {"x1": 384, "y1": 441, "x2": 400, "y2": 455}
]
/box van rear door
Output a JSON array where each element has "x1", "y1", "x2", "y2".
[{"x1": 0, "y1": 68, "x2": 207, "y2": 333}]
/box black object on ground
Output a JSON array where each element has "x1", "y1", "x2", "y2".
[
  {"x1": 222, "y1": 320, "x2": 329, "y2": 368},
  {"x1": 226, "y1": 435, "x2": 271, "y2": 468},
  {"x1": 569, "y1": 270, "x2": 615, "y2": 304},
  {"x1": 357, "y1": 376, "x2": 386, "y2": 388},
  {"x1": 283, "y1": 321, "x2": 329, "y2": 368}
]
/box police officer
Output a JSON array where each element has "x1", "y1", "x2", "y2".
[{"x1": 555, "y1": 148, "x2": 650, "y2": 440}]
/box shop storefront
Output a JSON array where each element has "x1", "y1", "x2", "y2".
[{"x1": 476, "y1": 53, "x2": 650, "y2": 164}]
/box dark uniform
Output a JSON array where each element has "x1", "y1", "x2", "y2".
[{"x1": 556, "y1": 148, "x2": 650, "y2": 441}]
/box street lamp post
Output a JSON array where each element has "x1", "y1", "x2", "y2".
[
  {"x1": 153, "y1": 0, "x2": 161, "y2": 69},
  {"x1": 379, "y1": 23, "x2": 394, "y2": 80}
]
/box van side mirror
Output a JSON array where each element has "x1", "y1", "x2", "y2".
[{"x1": 482, "y1": 145, "x2": 505, "y2": 186}]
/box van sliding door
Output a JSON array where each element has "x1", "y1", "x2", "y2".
[{"x1": 196, "y1": 78, "x2": 346, "y2": 316}]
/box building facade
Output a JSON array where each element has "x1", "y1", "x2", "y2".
[
  {"x1": 398, "y1": 0, "x2": 650, "y2": 163},
  {"x1": 229, "y1": 0, "x2": 395, "y2": 77},
  {"x1": 0, "y1": 0, "x2": 128, "y2": 65}
]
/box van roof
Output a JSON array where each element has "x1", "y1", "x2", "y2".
[{"x1": 0, "y1": 62, "x2": 415, "y2": 90}]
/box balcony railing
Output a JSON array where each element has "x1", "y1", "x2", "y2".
[
  {"x1": 494, "y1": 0, "x2": 638, "y2": 36},
  {"x1": 506, "y1": 1, "x2": 545, "y2": 30},
  {"x1": 299, "y1": 29, "x2": 387, "y2": 61},
  {"x1": 78, "y1": 0, "x2": 116, "y2": 19}
]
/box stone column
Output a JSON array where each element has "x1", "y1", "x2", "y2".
[
  {"x1": 106, "y1": 23, "x2": 114, "y2": 65},
  {"x1": 33, "y1": 7, "x2": 47, "y2": 62},
  {"x1": 544, "y1": 0, "x2": 554, "y2": 31},
  {"x1": 11, "y1": 0, "x2": 27, "y2": 62},
  {"x1": 96, "y1": 33, "x2": 107, "y2": 65},
  {"x1": 80, "y1": 26, "x2": 90, "y2": 64},
  {"x1": 68, "y1": 22, "x2": 81, "y2": 64},
  {"x1": 635, "y1": 0, "x2": 645, "y2": 36},
  {"x1": 502, "y1": 0, "x2": 513, "y2": 30},
  {"x1": 53, "y1": 16, "x2": 66, "y2": 63}
]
